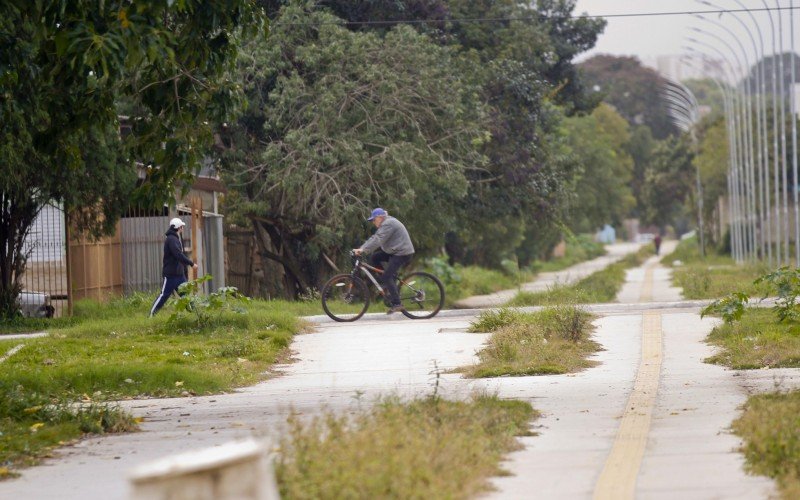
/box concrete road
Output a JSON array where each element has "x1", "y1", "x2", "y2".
[
  {"x1": 0, "y1": 242, "x2": 785, "y2": 499},
  {"x1": 454, "y1": 242, "x2": 643, "y2": 309}
]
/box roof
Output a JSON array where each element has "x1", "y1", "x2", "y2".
[{"x1": 191, "y1": 176, "x2": 228, "y2": 194}]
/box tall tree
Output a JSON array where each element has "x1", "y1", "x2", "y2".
[
  {"x1": 564, "y1": 104, "x2": 635, "y2": 232},
  {"x1": 0, "y1": 0, "x2": 261, "y2": 317},
  {"x1": 219, "y1": 2, "x2": 486, "y2": 296},
  {"x1": 444, "y1": 0, "x2": 605, "y2": 266},
  {"x1": 579, "y1": 55, "x2": 678, "y2": 139},
  {"x1": 640, "y1": 136, "x2": 695, "y2": 229}
]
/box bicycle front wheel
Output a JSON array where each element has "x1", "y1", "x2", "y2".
[
  {"x1": 321, "y1": 274, "x2": 370, "y2": 322},
  {"x1": 399, "y1": 271, "x2": 445, "y2": 319}
]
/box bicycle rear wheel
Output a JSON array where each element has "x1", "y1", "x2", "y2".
[
  {"x1": 321, "y1": 274, "x2": 370, "y2": 322},
  {"x1": 399, "y1": 271, "x2": 445, "y2": 319}
]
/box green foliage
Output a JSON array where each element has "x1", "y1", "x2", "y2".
[
  {"x1": 276, "y1": 393, "x2": 536, "y2": 499},
  {"x1": 220, "y1": 0, "x2": 605, "y2": 293},
  {"x1": 699, "y1": 264, "x2": 800, "y2": 324},
  {"x1": 0, "y1": 0, "x2": 262, "y2": 316},
  {"x1": 424, "y1": 256, "x2": 461, "y2": 288},
  {"x1": 563, "y1": 104, "x2": 636, "y2": 230},
  {"x1": 701, "y1": 292, "x2": 750, "y2": 324},
  {"x1": 641, "y1": 136, "x2": 695, "y2": 228},
  {"x1": 756, "y1": 268, "x2": 800, "y2": 323},
  {"x1": 444, "y1": 0, "x2": 605, "y2": 267},
  {"x1": 220, "y1": 1, "x2": 487, "y2": 290},
  {"x1": 169, "y1": 275, "x2": 250, "y2": 329}
]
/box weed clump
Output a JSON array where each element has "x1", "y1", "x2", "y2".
[
  {"x1": 276, "y1": 393, "x2": 536, "y2": 499},
  {"x1": 732, "y1": 390, "x2": 800, "y2": 498},
  {"x1": 462, "y1": 305, "x2": 598, "y2": 377}
]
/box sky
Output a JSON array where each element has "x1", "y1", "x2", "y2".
[{"x1": 573, "y1": 0, "x2": 798, "y2": 64}]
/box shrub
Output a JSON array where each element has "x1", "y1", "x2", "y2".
[{"x1": 170, "y1": 275, "x2": 250, "y2": 329}]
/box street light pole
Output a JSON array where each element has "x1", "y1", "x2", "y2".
[
  {"x1": 690, "y1": 29, "x2": 754, "y2": 259},
  {"x1": 762, "y1": 1, "x2": 785, "y2": 266},
  {"x1": 716, "y1": 0, "x2": 771, "y2": 264},
  {"x1": 686, "y1": 42, "x2": 747, "y2": 260},
  {"x1": 681, "y1": 55, "x2": 740, "y2": 256},
  {"x1": 791, "y1": 0, "x2": 799, "y2": 265},
  {"x1": 695, "y1": 16, "x2": 761, "y2": 261},
  {"x1": 776, "y1": 0, "x2": 791, "y2": 264},
  {"x1": 663, "y1": 81, "x2": 706, "y2": 256}
]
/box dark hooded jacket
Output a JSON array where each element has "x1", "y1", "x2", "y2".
[{"x1": 162, "y1": 227, "x2": 194, "y2": 278}]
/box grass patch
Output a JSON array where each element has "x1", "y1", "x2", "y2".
[
  {"x1": 732, "y1": 390, "x2": 800, "y2": 498},
  {"x1": 0, "y1": 298, "x2": 302, "y2": 399},
  {"x1": 441, "y1": 265, "x2": 534, "y2": 305},
  {"x1": 531, "y1": 234, "x2": 606, "y2": 274},
  {"x1": 507, "y1": 246, "x2": 653, "y2": 307},
  {"x1": 460, "y1": 305, "x2": 598, "y2": 377},
  {"x1": 0, "y1": 383, "x2": 137, "y2": 479},
  {"x1": 0, "y1": 293, "x2": 304, "y2": 477},
  {"x1": 666, "y1": 237, "x2": 768, "y2": 300},
  {"x1": 276, "y1": 393, "x2": 537, "y2": 499},
  {"x1": 705, "y1": 308, "x2": 800, "y2": 369}
]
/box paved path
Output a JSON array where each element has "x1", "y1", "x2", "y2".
[
  {"x1": 454, "y1": 242, "x2": 642, "y2": 308},
  {"x1": 484, "y1": 248, "x2": 775, "y2": 499},
  {"x1": 0, "y1": 241, "x2": 787, "y2": 499}
]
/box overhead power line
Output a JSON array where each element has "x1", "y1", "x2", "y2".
[{"x1": 272, "y1": 6, "x2": 799, "y2": 27}]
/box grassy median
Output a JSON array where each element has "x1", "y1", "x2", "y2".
[
  {"x1": 459, "y1": 306, "x2": 598, "y2": 377},
  {"x1": 276, "y1": 393, "x2": 537, "y2": 499},
  {"x1": 665, "y1": 237, "x2": 768, "y2": 300},
  {"x1": 507, "y1": 245, "x2": 653, "y2": 307},
  {"x1": 0, "y1": 293, "x2": 303, "y2": 477},
  {"x1": 732, "y1": 391, "x2": 800, "y2": 499},
  {"x1": 705, "y1": 308, "x2": 800, "y2": 369}
]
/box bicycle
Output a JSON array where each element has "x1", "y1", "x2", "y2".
[{"x1": 320, "y1": 251, "x2": 445, "y2": 322}]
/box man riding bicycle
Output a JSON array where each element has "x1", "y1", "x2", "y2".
[{"x1": 353, "y1": 208, "x2": 415, "y2": 314}]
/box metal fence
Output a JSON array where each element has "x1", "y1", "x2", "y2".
[
  {"x1": 18, "y1": 203, "x2": 226, "y2": 316},
  {"x1": 120, "y1": 208, "x2": 225, "y2": 295},
  {"x1": 21, "y1": 203, "x2": 68, "y2": 316}
]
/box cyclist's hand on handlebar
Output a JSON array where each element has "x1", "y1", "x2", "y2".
[{"x1": 352, "y1": 248, "x2": 363, "y2": 256}]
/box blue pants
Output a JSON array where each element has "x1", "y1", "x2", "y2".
[{"x1": 149, "y1": 276, "x2": 187, "y2": 317}]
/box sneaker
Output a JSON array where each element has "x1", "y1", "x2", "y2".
[{"x1": 387, "y1": 304, "x2": 405, "y2": 314}]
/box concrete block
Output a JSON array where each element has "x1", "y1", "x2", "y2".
[{"x1": 129, "y1": 439, "x2": 279, "y2": 500}]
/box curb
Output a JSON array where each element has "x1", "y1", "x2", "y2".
[{"x1": 303, "y1": 299, "x2": 717, "y2": 324}]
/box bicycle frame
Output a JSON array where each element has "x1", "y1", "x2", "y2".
[{"x1": 351, "y1": 257, "x2": 386, "y2": 294}]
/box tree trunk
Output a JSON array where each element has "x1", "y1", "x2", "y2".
[
  {"x1": 250, "y1": 218, "x2": 311, "y2": 300},
  {"x1": 0, "y1": 190, "x2": 40, "y2": 318}
]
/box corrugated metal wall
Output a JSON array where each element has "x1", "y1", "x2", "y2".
[
  {"x1": 120, "y1": 212, "x2": 225, "y2": 294},
  {"x1": 120, "y1": 213, "x2": 176, "y2": 294}
]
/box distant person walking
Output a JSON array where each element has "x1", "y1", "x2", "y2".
[
  {"x1": 149, "y1": 217, "x2": 198, "y2": 317},
  {"x1": 654, "y1": 234, "x2": 663, "y2": 256}
]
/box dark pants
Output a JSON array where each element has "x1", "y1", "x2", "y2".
[
  {"x1": 370, "y1": 250, "x2": 413, "y2": 307},
  {"x1": 149, "y1": 275, "x2": 187, "y2": 317}
]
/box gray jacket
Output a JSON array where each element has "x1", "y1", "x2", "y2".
[{"x1": 360, "y1": 216, "x2": 415, "y2": 256}]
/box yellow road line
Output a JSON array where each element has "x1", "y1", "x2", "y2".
[{"x1": 593, "y1": 264, "x2": 662, "y2": 500}]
